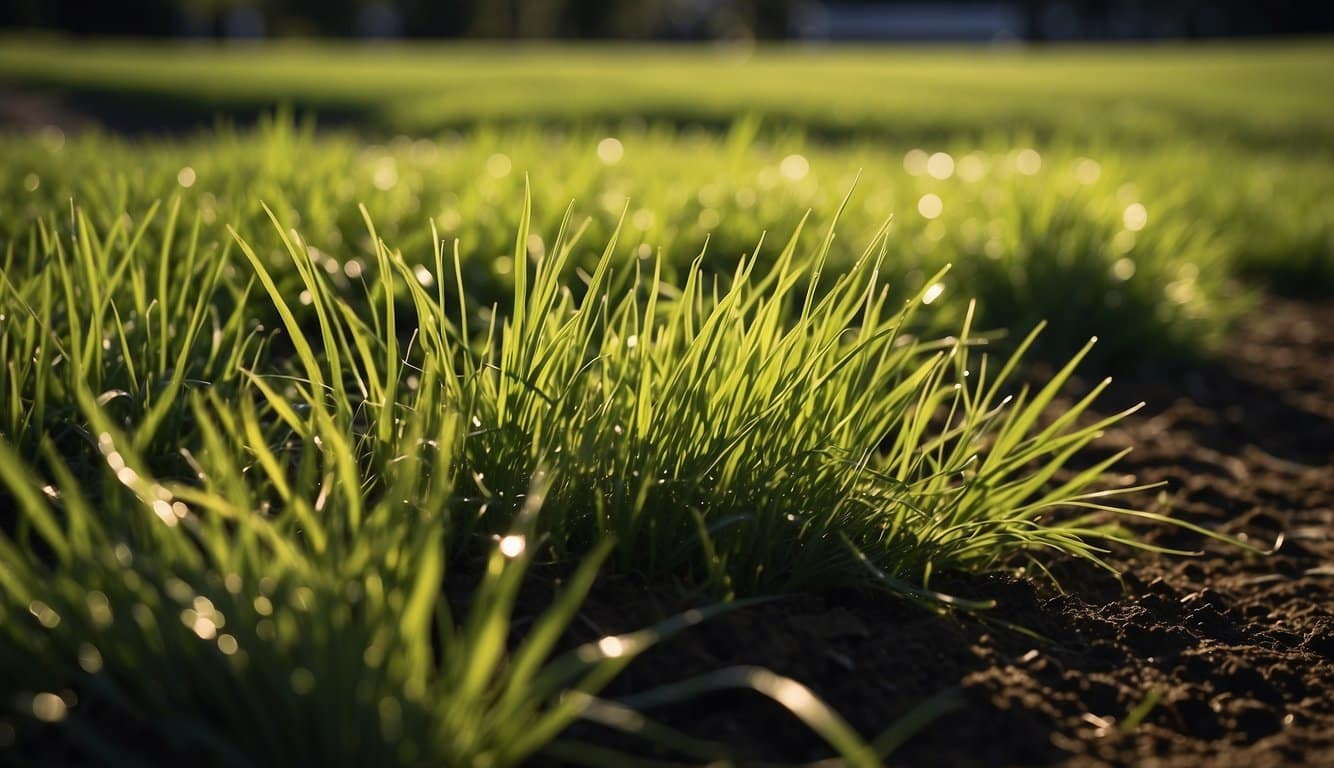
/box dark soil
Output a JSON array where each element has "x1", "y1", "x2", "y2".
[{"x1": 553, "y1": 296, "x2": 1334, "y2": 767}]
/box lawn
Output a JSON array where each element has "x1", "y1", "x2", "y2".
[
  {"x1": 2, "y1": 38, "x2": 1332, "y2": 146},
  {"x1": 1, "y1": 39, "x2": 1331, "y2": 766}
]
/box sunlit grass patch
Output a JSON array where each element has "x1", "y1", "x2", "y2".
[
  {"x1": 2, "y1": 186, "x2": 1165, "y2": 593},
  {"x1": 0, "y1": 143, "x2": 1277, "y2": 765}
]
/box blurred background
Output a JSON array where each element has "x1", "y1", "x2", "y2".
[{"x1": 4, "y1": 1, "x2": 1332, "y2": 42}]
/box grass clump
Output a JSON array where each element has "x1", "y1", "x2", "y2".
[
  {"x1": 398, "y1": 190, "x2": 1155, "y2": 593},
  {"x1": 4, "y1": 184, "x2": 1157, "y2": 591}
]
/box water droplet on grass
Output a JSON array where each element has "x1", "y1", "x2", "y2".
[
  {"x1": 31, "y1": 693, "x2": 66, "y2": 723},
  {"x1": 1075, "y1": 157, "x2": 1101, "y2": 184},
  {"x1": 918, "y1": 193, "x2": 943, "y2": 219},
  {"x1": 597, "y1": 636, "x2": 625, "y2": 658},
  {"x1": 486, "y1": 153, "x2": 512, "y2": 178},
  {"x1": 903, "y1": 149, "x2": 928, "y2": 176},
  {"x1": 927, "y1": 152, "x2": 954, "y2": 180},
  {"x1": 28, "y1": 601, "x2": 60, "y2": 628},
  {"x1": 1016, "y1": 149, "x2": 1042, "y2": 175},
  {"x1": 597, "y1": 137, "x2": 624, "y2": 165},
  {"x1": 780, "y1": 154, "x2": 809, "y2": 181},
  {"x1": 78, "y1": 644, "x2": 103, "y2": 673},
  {"x1": 1123, "y1": 203, "x2": 1148, "y2": 231},
  {"x1": 499, "y1": 534, "x2": 526, "y2": 558}
]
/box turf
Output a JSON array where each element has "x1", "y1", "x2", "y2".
[
  {"x1": 0, "y1": 39, "x2": 1328, "y2": 765},
  {"x1": 2, "y1": 39, "x2": 1332, "y2": 148}
]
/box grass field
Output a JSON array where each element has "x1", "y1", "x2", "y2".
[
  {"x1": 0, "y1": 39, "x2": 1329, "y2": 765},
  {"x1": 3, "y1": 39, "x2": 1332, "y2": 146}
]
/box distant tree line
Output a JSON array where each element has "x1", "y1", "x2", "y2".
[
  {"x1": 0, "y1": 0, "x2": 789, "y2": 39},
  {"x1": 1, "y1": 0, "x2": 1329, "y2": 40}
]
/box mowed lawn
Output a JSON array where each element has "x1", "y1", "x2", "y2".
[{"x1": 2, "y1": 38, "x2": 1332, "y2": 144}]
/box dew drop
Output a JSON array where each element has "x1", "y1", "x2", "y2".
[
  {"x1": 597, "y1": 636, "x2": 625, "y2": 658},
  {"x1": 31, "y1": 693, "x2": 66, "y2": 723},
  {"x1": 596, "y1": 137, "x2": 624, "y2": 165},
  {"x1": 499, "y1": 534, "x2": 526, "y2": 558},
  {"x1": 917, "y1": 193, "x2": 943, "y2": 220},
  {"x1": 780, "y1": 154, "x2": 810, "y2": 181},
  {"x1": 926, "y1": 152, "x2": 954, "y2": 180},
  {"x1": 486, "y1": 153, "x2": 512, "y2": 178}
]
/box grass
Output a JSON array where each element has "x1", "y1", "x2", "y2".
[
  {"x1": 0, "y1": 39, "x2": 1323, "y2": 765},
  {"x1": 5, "y1": 117, "x2": 1286, "y2": 362},
  {"x1": 2, "y1": 180, "x2": 1164, "y2": 588},
  {"x1": 0, "y1": 181, "x2": 1188, "y2": 763},
  {"x1": 4, "y1": 39, "x2": 1332, "y2": 297},
  {"x1": 2, "y1": 39, "x2": 1332, "y2": 148}
]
